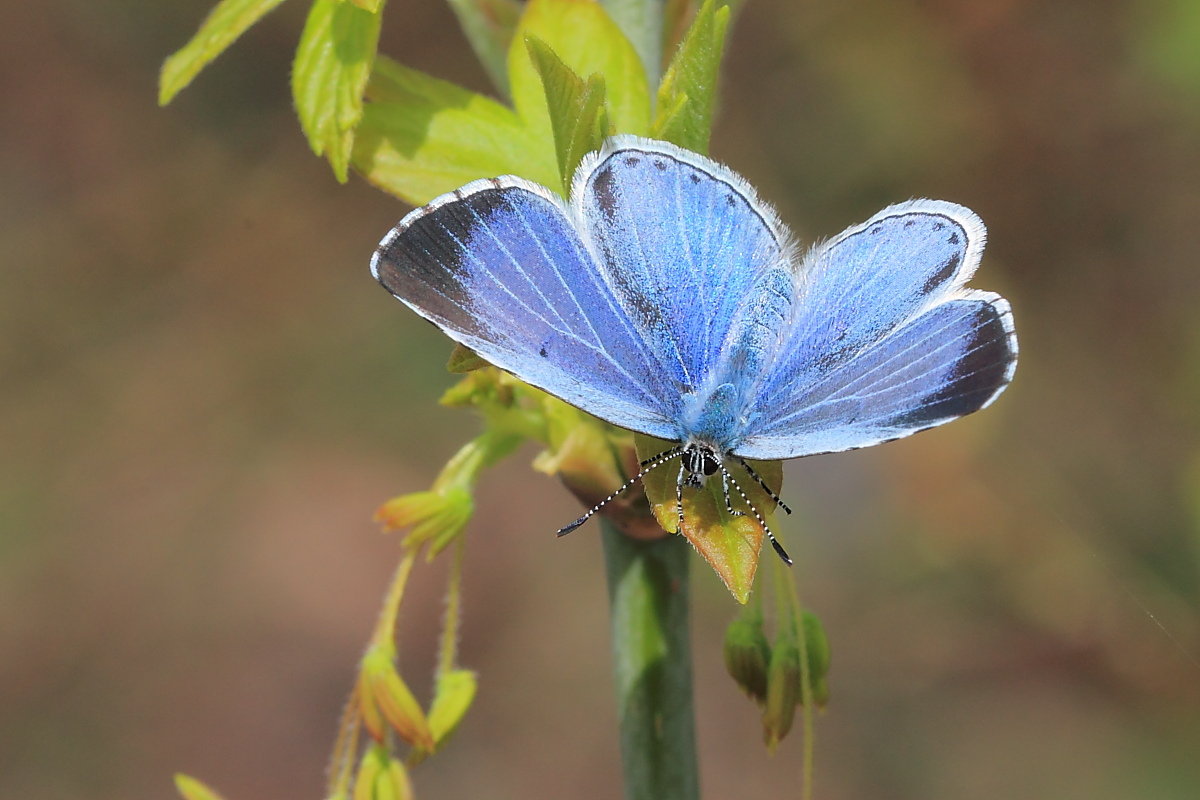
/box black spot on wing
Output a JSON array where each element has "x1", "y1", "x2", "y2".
[
  {"x1": 922, "y1": 251, "x2": 962, "y2": 293},
  {"x1": 592, "y1": 164, "x2": 620, "y2": 223},
  {"x1": 624, "y1": 155, "x2": 641, "y2": 167}
]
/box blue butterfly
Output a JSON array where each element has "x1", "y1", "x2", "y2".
[{"x1": 371, "y1": 136, "x2": 1018, "y2": 563}]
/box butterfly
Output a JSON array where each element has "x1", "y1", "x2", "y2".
[{"x1": 371, "y1": 136, "x2": 1018, "y2": 563}]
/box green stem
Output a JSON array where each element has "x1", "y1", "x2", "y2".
[{"x1": 602, "y1": 520, "x2": 699, "y2": 800}]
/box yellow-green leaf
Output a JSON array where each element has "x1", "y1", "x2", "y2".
[
  {"x1": 159, "y1": 0, "x2": 288, "y2": 105},
  {"x1": 293, "y1": 0, "x2": 384, "y2": 182},
  {"x1": 174, "y1": 774, "x2": 227, "y2": 800},
  {"x1": 353, "y1": 56, "x2": 555, "y2": 204},
  {"x1": 635, "y1": 433, "x2": 783, "y2": 603},
  {"x1": 652, "y1": 0, "x2": 729, "y2": 154},
  {"x1": 526, "y1": 35, "x2": 610, "y2": 195},
  {"x1": 346, "y1": 0, "x2": 384, "y2": 11},
  {"x1": 509, "y1": 0, "x2": 651, "y2": 161},
  {"x1": 446, "y1": 343, "x2": 489, "y2": 373},
  {"x1": 446, "y1": 0, "x2": 524, "y2": 98}
]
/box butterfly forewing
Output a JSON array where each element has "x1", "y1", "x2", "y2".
[
  {"x1": 371, "y1": 176, "x2": 678, "y2": 439},
  {"x1": 573, "y1": 142, "x2": 793, "y2": 395}
]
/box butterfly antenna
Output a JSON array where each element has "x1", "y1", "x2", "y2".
[
  {"x1": 735, "y1": 457, "x2": 793, "y2": 515},
  {"x1": 556, "y1": 447, "x2": 682, "y2": 537},
  {"x1": 718, "y1": 464, "x2": 793, "y2": 566}
]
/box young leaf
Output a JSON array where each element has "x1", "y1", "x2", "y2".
[
  {"x1": 446, "y1": 0, "x2": 524, "y2": 99},
  {"x1": 293, "y1": 0, "x2": 384, "y2": 183},
  {"x1": 526, "y1": 35, "x2": 610, "y2": 195},
  {"x1": 652, "y1": 0, "x2": 730, "y2": 154},
  {"x1": 159, "y1": 0, "x2": 288, "y2": 106},
  {"x1": 353, "y1": 57, "x2": 556, "y2": 204},
  {"x1": 346, "y1": 0, "x2": 384, "y2": 11},
  {"x1": 635, "y1": 433, "x2": 783, "y2": 603},
  {"x1": 600, "y1": 0, "x2": 666, "y2": 88},
  {"x1": 508, "y1": 0, "x2": 651, "y2": 161}
]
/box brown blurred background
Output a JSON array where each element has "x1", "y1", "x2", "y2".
[{"x1": 3, "y1": 1, "x2": 1200, "y2": 798}]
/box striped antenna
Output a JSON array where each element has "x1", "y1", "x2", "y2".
[{"x1": 556, "y1": 447, "x2": 682, "y2": 536}]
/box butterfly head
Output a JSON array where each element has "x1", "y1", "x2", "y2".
[{"x1": 680, "y1": 440, "x2": 722, "y2": 486}]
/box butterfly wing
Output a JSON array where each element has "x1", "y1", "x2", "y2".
[
  {"x1": 371, "y1": 176, "x2": 679, "y2": 439},
  {"x1": 572, "y1": 137, "x2": 794, "y2": 403},
  {"x1": 735, "y1": 200, "x2": 1018, "y2": 460}
]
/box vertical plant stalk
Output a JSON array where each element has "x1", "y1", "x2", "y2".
[{"x1": 602, "y1": 520, "x2": 699, "y2": 800}]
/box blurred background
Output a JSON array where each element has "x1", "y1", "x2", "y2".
[{"x1": 3, "y1": 0, "x2": 1200, "y2": 798}]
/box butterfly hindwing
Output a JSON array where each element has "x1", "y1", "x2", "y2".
[
  {"x1": 371, "y1": 176, "x2": 679, "y2": 439},
  {"x1": 737, "y1": 201, "x2": 1017, "y2": 459}
]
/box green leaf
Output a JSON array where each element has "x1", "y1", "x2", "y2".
[
  {"x1": 446, "y1": 343, "x2": 489, "y2": 373},
  {"x1": 600, "y1": 0, "x2": 666, "y2": 88},
  {"x1": 174, "y1": 774, "x2": 227, "y2": 800},
  {"x1": 509, "y1": 0, "x2": 651, "y2": 161},
  {"x1": 353, "y1": 56, "x2": 556, "y2": 204},
  {"x1": 446, "y1": 0, "x2": 524, "y2": 99},
  {"x1": 652, "y1": 0, "x2": 730, "y2": 154},
  {"x1": 346, "y1": 0, "x2": 384, "y2": 11},
  {"x1": 293, "y1": 0, "x2": 384, "y2": 182},
  {"x1": 158, "y1": 0, "x2": 288, "y2": 105},
  {"x1": 526, "y1": 35, "x2": 610, "y2": 195}
]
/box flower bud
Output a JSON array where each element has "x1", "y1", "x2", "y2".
[
  {"x1": 375, "y1": 489, "x2": 473, "y2": 556},
  {"x1": 361, "y1": 648, "x2": 435, "y2": 752},
  {"x1": 801, "y1": 610, "x2": 831, "y2": 709},
  {"x1": 353, "y1": 746, "x2": 414, "y2": 800},
  {"x1": 761, "y1": 622, "x2": 802, "y2": 754},
  {"x1": 428, "y1": 668, "x2": 478, "y2": 749},
  {"x1": 723, "y1": 607, "x2": 771, "y2": 704}
]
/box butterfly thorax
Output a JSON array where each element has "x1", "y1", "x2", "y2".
[{"x1": 678, "y1": 381, "x2": 745, "y2": 455}]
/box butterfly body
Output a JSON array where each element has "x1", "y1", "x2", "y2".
[{"x1": 372, "y1": 137, "x2": 1017, "y2": 555}]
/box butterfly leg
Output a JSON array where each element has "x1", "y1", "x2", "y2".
[
  {"x1": 718, "y1": 465, "x2": 793, "y2": 566},
  {"x1": 676, "y1": 462, "x2": 688, "y2": 532},
  {"x1": 736, "y1": 457, "x2": 793, "y2": 515},
  {"x1": 720, "y1": 469, "x2": 746, "y2": 518}
]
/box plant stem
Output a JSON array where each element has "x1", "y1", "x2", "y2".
[{"x1": 602, "y1": 520, "x2": 699, "y2": 800}]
